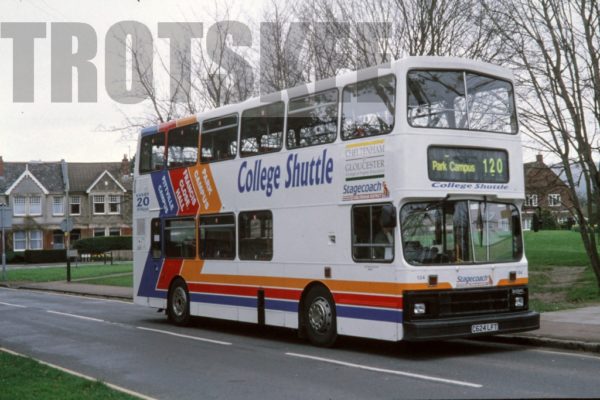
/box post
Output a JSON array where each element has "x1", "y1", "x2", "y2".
[
  {"x1": 0, "y1": 205, "x2": 11, "y2": 282},
  {"x1": 61, "y1": 160, "x2": 71, "y2": 282},
  {"x1": 1, "y1": 226, "x2": 6, "y2": 282}
]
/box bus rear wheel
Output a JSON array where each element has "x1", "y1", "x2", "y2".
[
  {"x1": 167, "y1": 279, "x2": 191, "y2": 326},
  {"x1": 303, "y1": 286, "x2": 337, "y2": 347}
]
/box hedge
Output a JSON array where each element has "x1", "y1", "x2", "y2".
[
  {"x1": 6, "y1": 251, "x2": 25, "y2": 264},
  {"x1": 24, "y1": 249, "x2": 67, "y2": 263},
  {"x1": 72, "y1": 236, "x2": 132, "y2": 254}
]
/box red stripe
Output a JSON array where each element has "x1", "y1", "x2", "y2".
[
  {"x1": 334, "y1": 292, "x2": 403, "y2": 309},
  {"x1": 160, "y1": 121, "x2": 176, "y2": 132},
  {"x1": 187, "y1": 283, "x2": 302, "y2": 301},
  {"x1": 187, "y1": 282, "x2": 401, "y2": 309},
  {"x1": 156, "y1": 259, "x2": 183, "y2": 290}
]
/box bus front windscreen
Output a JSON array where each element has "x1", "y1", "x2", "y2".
[{"x1": 400, "y1": 200, "x2": 523, "y2": 265}]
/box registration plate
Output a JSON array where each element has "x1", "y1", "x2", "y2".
[{"x1": 471, "y1": 322, "x2": 499, "y2": 334}]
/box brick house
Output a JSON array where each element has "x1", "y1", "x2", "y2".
[
  {"x1": 0, "y1": 156, "x2": 132, "y2": 252},
  {"x1": 522, "y1": 154, "x2": 575, "y2": 230}
]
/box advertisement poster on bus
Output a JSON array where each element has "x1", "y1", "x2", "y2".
[{"x1": 342, "y1": 139, "x2": 390, "y2": 202}]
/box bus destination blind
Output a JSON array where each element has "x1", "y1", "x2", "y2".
[{"x1": 428, "y1": 147, "x2": 509, "y2": 183}]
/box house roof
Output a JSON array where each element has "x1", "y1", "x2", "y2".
[
  {"x1": 67, "y1": 162, "x2": 128, "y2": 192},
  {"x1": 86, "y1": 170, "x2": 127, "y2": 193},
  {"x1": 0, "y1": 160, "x2": 131, "y2": 195},
  {"x1": 0, "y1": 162, "x2": 64, "y2": 193}
]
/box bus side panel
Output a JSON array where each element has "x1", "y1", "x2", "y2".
[{"x1": 337, "y1": 318, "x2": 400, "y2": 341}]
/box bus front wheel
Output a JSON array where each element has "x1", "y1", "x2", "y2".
[
  {"x1": 167, "y1": 278, "x2": 191, "y2": 326},
  {"x1": 303, "y1": 286, "x2": 337, "y2": 347}
]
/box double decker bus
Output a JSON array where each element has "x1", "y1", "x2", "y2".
[{"x1": 133, "y1": 57, "x2": 539, "y2": 346}]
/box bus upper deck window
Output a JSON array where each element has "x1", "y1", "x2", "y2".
[
  {"x1": 167, "y1": 123, "x2": 199, "y2": 168},
  {"x1": 139, "y1": 132, "x2": 165, "y2": 174},
  {"x1": 407, "y1": 70, "x2": 517, "y2": 134},
  {"x1": 241, "y1": 102, "x2": 284, "y2": 157},
  {"x1": 287, "y1": 89, "x2": 338, "y2": 149},
  {"x1": 342, "y1": 75, "x2": 396, "y2": 140},
  {"x1": 201, "y1": 114, "x2": 238, "y2": 163}
]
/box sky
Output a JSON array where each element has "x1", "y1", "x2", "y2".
[
  {"x1": 1, "y1": 0, "x2": 541, "y2": 165},
  {"x1": 0, "y1": 0, "x2": 258, "y2": 162}
]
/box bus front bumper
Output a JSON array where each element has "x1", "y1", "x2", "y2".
[{"x1": 402, "y1": 311, "x2": 540, "y2": 341}]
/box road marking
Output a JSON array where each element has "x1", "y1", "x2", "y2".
[
  {"x1": 136, "y1": 326, "x2": 232, "y2": 346},
  {"x1": 46, "y1": 310, "x2": 106, "y2": 323},
  {"x1": 286, "y1": 352, "x2": 482, "y2": 388},
  {"x1": 0, "y1": 347, "x2": 157, "y2": 400},
  {"x1": 0, "y1": 301, "x2": 27, "y2": 308}
]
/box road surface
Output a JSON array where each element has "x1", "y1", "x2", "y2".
[{"x1": 1, "y1": 287, "x2": 598, "y2": 399}]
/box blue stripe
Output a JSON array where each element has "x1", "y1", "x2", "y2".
[
  {"x1": 265, "y1": 299, "x2": 298, "y2": 312},
  {"x1": 145, "y1": 290, "x2": 402, "y2": 324},
  {"x1": 337, "y1": 305, "x2": 403, "y2": 323},
  {"x1": 141, "y1": 126, "x2": 159, "y2": 136},
  {"x1": 190, "y1": 293, "x2": 257, "y2": 308}
]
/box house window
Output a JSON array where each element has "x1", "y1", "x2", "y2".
[
  {"x1": 53, "y1": 196, "x2": 65, "y2": 216},
  {"x1": 525, "y1": 194, "x2": 538, "y2": 207},
  {"x1": 29, "y1": 195, "x2": 42, "y2": 215},
  {"x1": 29, "y1": 230, "x2": 43, "y2": 250},
  {"x1": 93, "y1": 195, "x2": 105, "y2": 214},
  {"x1": 548, "y1": 194, "x2": 561, "y2": 207},
  {"x1": 108, "y1": 195, "x2": 120, "y2": 214},
  {"x1": 70, "y1": 196, "x2": 81, "y2": 215},
  {"x1": 52, "y1": 230, "x2": 65, "y2": 249},
  {"x1": 94, "y1": 228, "x2": 106, "y2": 237},
  {"x1": 13, "y1": 196, "x2": 26, "y2": 216},
  {"x1": 109, "y1": 228, "x2": 121, "y2": 236},
  {"x1": 13, "y1": 231, "x2": 26, "y2": 251}
]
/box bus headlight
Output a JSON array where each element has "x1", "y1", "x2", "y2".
[
  {"x1": 414, "y1": 303, "x2": 427, "y2": 315},
  {"x1": 514, "y1": 296, "x2": 525, "y2": 308},
  {"x1": 511, "y1": 288, "x2": 527, "y2": 309}
]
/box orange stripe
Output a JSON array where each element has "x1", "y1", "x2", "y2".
[
  {"x1": 498, "y1": 278, "x2": 529, "y2": 286},
  {"x1": 176, "y1": 116, "x2": 197, "y2": 127},
  {"x1": 183, "y1": 273, "x2": 452, "y2": 295}
]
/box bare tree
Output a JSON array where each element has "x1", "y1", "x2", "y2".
[{"x1": 487, "y1": 0, "x2": 600, "y2": 288}]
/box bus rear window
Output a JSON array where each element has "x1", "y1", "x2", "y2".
[
  {"x1": 139, "y1": 132, "x2": 165, "y2": 174},
  {"x1": 342, "y1": 75, "x2": 396, "y2": 140},
  {"x1": 167, "y1": 124, "x2": 199, "y2": 168},
  {"x1": 407, "y1": 70, "x2": 517, "y2": 134}
]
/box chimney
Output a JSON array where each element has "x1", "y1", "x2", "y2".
[
  {"x1": 0, "y1": 156, "x2": 4, "y2": 177},
  {"x1": 120, "y1": 154, "x2": 130, "y2": 177},
  {"x1": 536, "y1": 154, "x2": 544, "y2": 165}
]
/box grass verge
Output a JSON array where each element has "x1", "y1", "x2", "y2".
[
  {"x1": 81, "y1": 274, "x2": 133, "y2": 287},
  {"x1": 4, "y1": 263, "x2": 132, "y2": 284},
  {"x1": 525, "y1": 231, "x2": 600, "y2": 312},
  {"x1": 0, "y1": 350, "x2": 136, "y2": 400}
]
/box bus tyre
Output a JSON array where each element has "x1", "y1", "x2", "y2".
[
  {"x1": 303, "y1": 286, "x2": 337, "y2": 347},
  {"x1": 167, "y1": 279, "x2": 191, "y2": 326}
]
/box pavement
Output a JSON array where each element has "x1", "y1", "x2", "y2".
[{"x1": 2, "y1": 279, "x2": 600, "y2": 353}]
